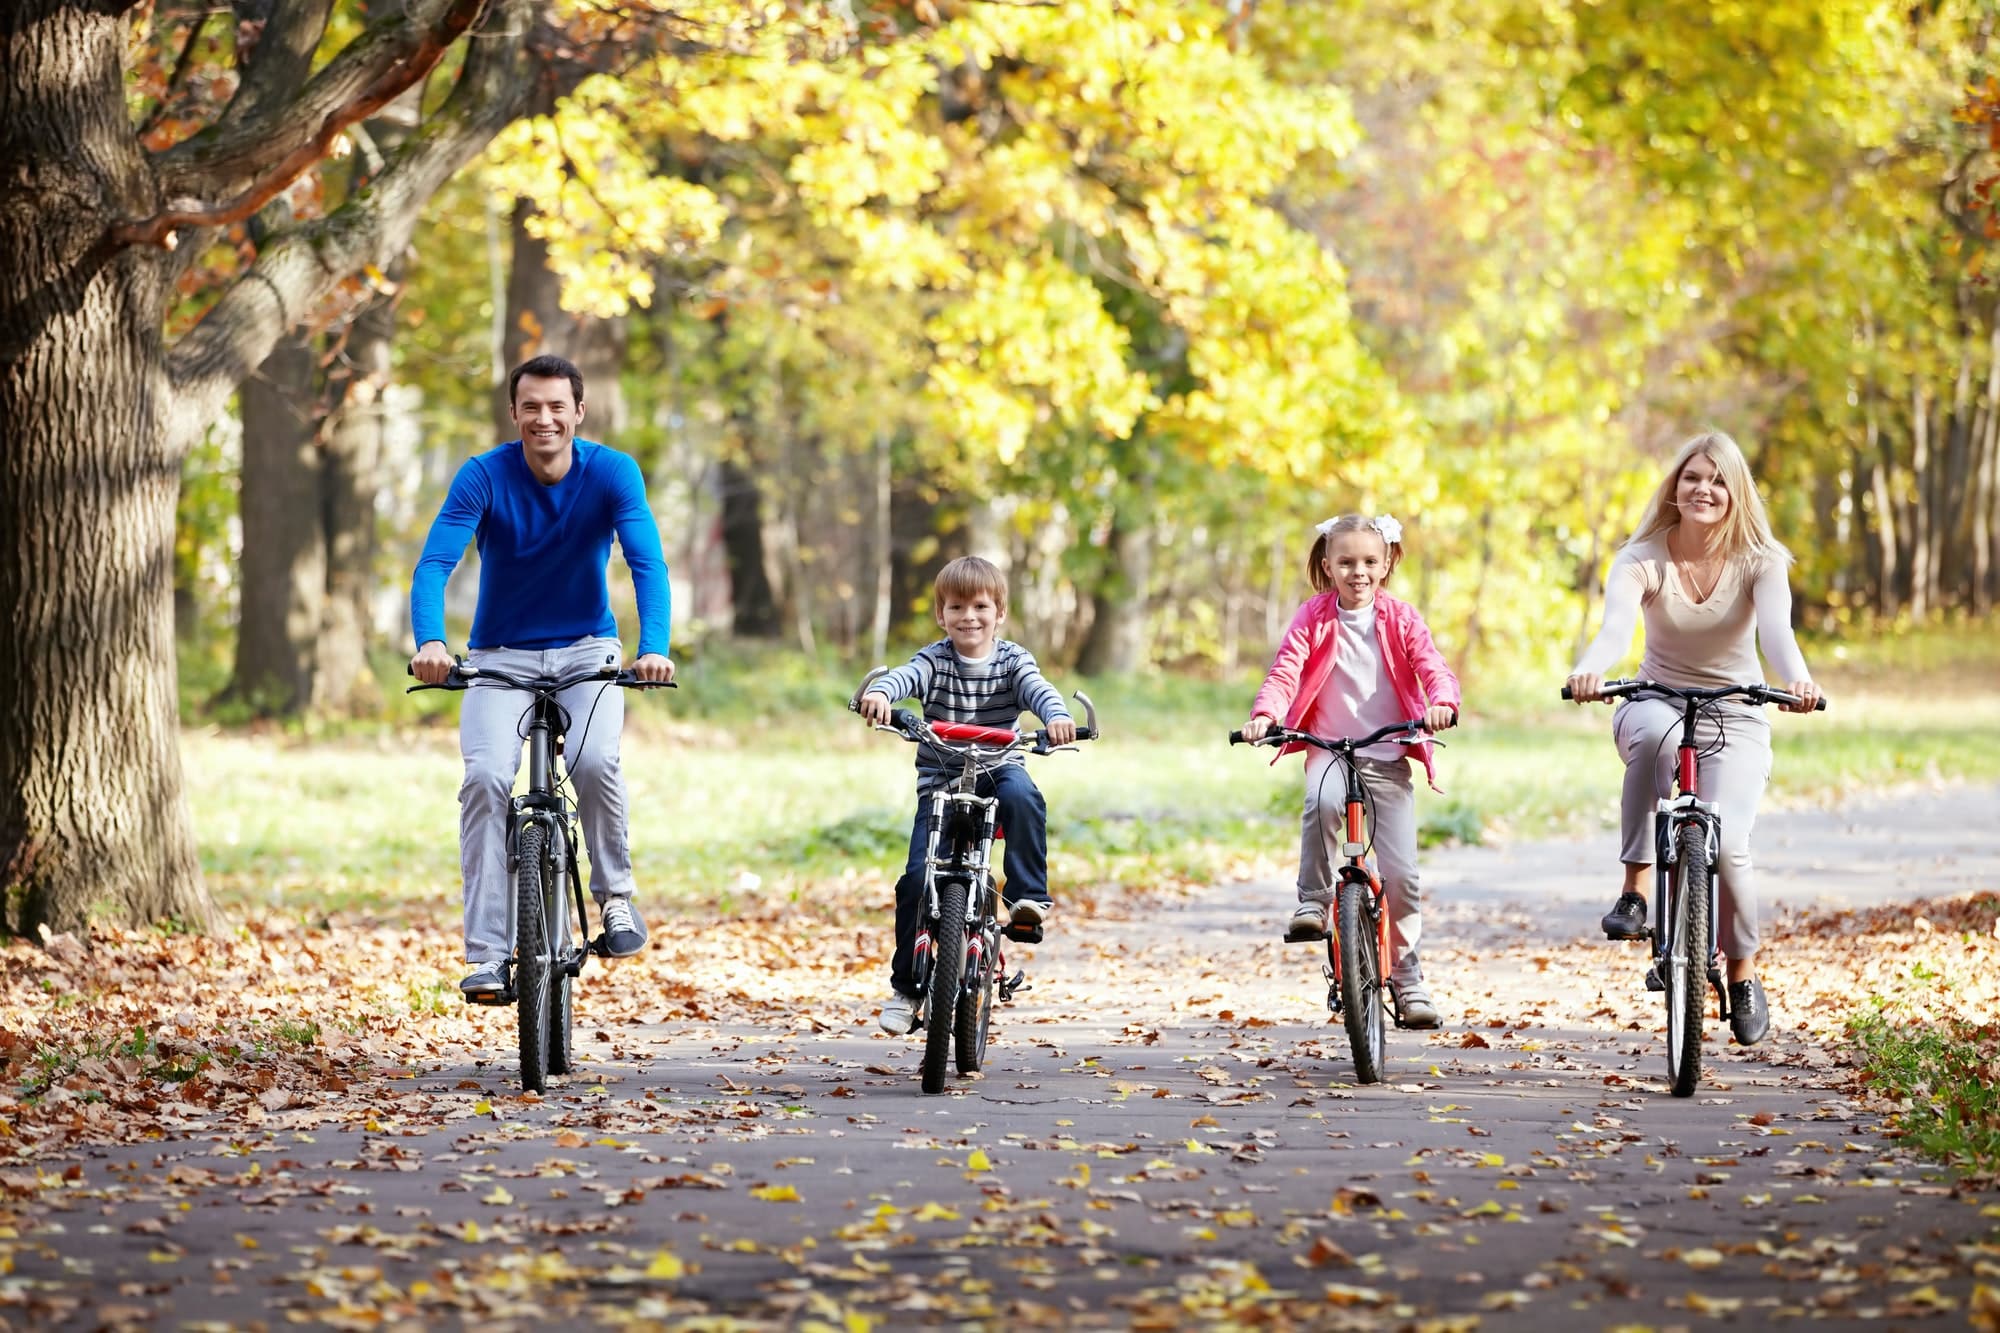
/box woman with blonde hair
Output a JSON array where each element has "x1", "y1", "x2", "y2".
[{"x1": 1565, "y1": 430, "x2": 1822, "y2": 1046}]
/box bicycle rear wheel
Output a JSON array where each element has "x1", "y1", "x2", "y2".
[
  {"x1": 1666, "y1": 821, "x2": 1710, "y2": 1098},
  {"x1": 923, "y1": 877, "x2": 969, "y2": 1094},
  {"x1": 1337, "y1": 880, "x2": 1386, "y2": 1085},
  {"x1": 516, "y1": 822, "x2": 553, "y2": 1094}
]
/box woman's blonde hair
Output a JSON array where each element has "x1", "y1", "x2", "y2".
[
  {"x1": 1627, "y1": 430, "x2": 1792, "y2": 567},
  {"x1": 1307, "y1": 515, "x2": 1401, "y2": 593}
]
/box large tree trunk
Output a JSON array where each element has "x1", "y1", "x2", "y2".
[
  {"x1": 314, "y1": 282, "x2": 401, "y2": 716},
  {"x1": 717, "y1": 457, "x2": 781, "y2": 638},
  {"x1": 0, "y1": 1, "x2": 209, "y2": 934},
  {"x1": 496, "y1": 199, "x2": 628, "y2": 441},
  {"x1": 229, "y1": 329, "x2": 324, "y2": 714},
  {"x1": 1075, "y1": 512, "x2": 1154, "y2": 675}
]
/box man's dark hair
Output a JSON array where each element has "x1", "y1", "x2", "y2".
[{"x1": 508, "y1": 354, "x2": 585, "y2": 408}]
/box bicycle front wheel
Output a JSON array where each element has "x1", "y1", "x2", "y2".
[
  {"x1": 922, "y1": 877, "x2": 969, "y2": 1095},
  {"x1": 1666, "y1": 821, "x2": 1711, "y2": 1099},
  {"x1": 547, "y1": 873, "x2": 576, "y2": 1077},
  {"x1": 515, "y1": 822, "x2": 553, "y2": 1094},
  {"x1": 955, "y1": 921, "x2": 995, "y2": 1075},
  {"x1": 1337, "y1": 880, "x2": 1386, "y2": 1085}
]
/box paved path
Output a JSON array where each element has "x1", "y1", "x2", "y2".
[{"x1": 8, "y1": 786, "x2": 1998, "y2": 1329}]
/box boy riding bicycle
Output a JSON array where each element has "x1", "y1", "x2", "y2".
[
  {"x1": 408, "y1": 354, "x2": 674, "y2": 997},
  {"x1": 855, "y1": 556, "x2": 1076, "y2": 1034}
]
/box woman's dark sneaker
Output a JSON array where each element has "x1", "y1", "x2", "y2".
[
  {"x1": 1601, "y1": 891, "x2": 1648, "y2": 940},
  {"x1": 1728, "y1": 977, "x2": 1770, "y2": 1046}
]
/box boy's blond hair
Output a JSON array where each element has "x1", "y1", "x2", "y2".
[{"x1": 933, "y1": 556, "x2": 1009, "y2": 619}]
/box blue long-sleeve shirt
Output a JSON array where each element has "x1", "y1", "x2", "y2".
[{"x1": 410, "y1": 440, "x2": 670, "y2": 657}]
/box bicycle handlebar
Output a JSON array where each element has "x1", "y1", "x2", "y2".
[
  {"x1": 849, "y1": 665, "x2": 1100, "y2": 755},
  {"x1": 1228, "y1": 715, "x2": 1450, "y2": 751},
  {"x1": 405, "y1": 660, "x2": 677, "y2": 694},
  {"x1": 1560, "y1": 678, "x2": 1826, "y2": 711}
]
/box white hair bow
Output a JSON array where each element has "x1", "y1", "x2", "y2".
[{"x1": 1314, "y1": 514, "x2": 1404, "y2": 543}]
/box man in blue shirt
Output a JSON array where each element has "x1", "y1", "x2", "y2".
[{"x1": 410, "y1": 355, "x2": 674, "y2": 996}]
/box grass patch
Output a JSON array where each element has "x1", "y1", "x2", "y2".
[
  {"x1": 1848, "y1": 1009, "x2": 2000, "y2": 1177},
  {"x1": 179, "y1": 620, "x2": 2000, "y2": 918}
]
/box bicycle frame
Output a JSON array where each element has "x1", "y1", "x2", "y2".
[{"x1": 1327, "y1": 750, "x2": 1390, "y2": 1011}]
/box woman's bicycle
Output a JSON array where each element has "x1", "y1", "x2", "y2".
[
  {"x1": 409, "y1": 659, "x2": 673, "y2": 1093},
  {"x1": 1560, "y1": 678, "x2": 1825, "y2": 1097},
  {"x1": 1229, "y1": 718, "x2": 1444, "y2": 1085},
  {"x1": 849, "y1": 669, "x2": 1098, "y2": 1094}
]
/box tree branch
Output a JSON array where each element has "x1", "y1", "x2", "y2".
[
  {"x1": 116, "y1": 0, "x2": 488, "y2": 247},
  {"x1": 216, "y1": 0, "x2": 340, "y2": 132},
  {"x1": 160, "y1": 0, "x2": 539, "y2": 453},
  {"x1": 136, "y1": 6, "x2": 220, "y2": 138}
]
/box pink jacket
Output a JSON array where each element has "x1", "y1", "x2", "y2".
[{"x1": 1249, "y1": 589, "x2": 1462, "y2": 790}]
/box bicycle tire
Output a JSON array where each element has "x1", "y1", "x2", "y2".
[
  {"x1": 516, "y1": 822, "x2": 552, "y2": 1094},
  {"x1": 548, "y1": 874, "x2": 575, "y2": 1077},
  {"x1": 1337, "y1": 879, "x2": 1386, "y2": 1085},
  {"x1": 1667, "y1": 820, "x2": 1710, "y2": 1098},
  {"x1": 923, "y1": 877, "x2": 969, "y2": 1094},
  {"x1": 955, "y1": 918, "x2": 994, "y2": 1075}
]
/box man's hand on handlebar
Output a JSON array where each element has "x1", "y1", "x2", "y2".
[
  {"x1": 632, "y1": 653, "x2": 675, "y2": 684},
  {"x1": 1241, "y1": 714, "x2": 1276, "y2": 744},
  {"x1": 1565, "y1": 672, "x2": 1609, "y2": 704},
  {"x1": 411, "y1": 640, "x2": 453, "y2": 686},
  {"x1": 857, "y1": 692, "x2": 893, "y2": 727}
]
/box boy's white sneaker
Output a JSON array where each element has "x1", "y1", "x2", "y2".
[{"x1": 879, "y1": 991, "x2": 919, "y2": 1035}]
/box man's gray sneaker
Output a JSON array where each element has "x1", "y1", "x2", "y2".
[
  {"x1": 461, "y1": 961, "x2": 506, "y2": 996},
  {"x1": 601, "y1": 897, "x2": 648, "y2": 957}
]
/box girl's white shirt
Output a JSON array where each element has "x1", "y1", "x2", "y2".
[{"x1": 1303, "y1": 600, "x2": 1407, "y2": 761}]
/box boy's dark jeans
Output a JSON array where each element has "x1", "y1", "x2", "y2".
[{"x1": 890, "y1": 762, "x2": 1049, "y2": 996}]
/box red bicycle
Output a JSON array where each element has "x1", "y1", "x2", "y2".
[{"x1": 1231, "y1": 718, "x2": 1441, "y2": 1084}]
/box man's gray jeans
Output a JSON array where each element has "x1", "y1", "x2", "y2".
[{"x1": 459, "y1": 636, "x2": 634, "y2": 964}]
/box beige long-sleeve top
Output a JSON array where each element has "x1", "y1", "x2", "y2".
[{"x1": 1571, "y1": 534, "x2": 1812, "y2": 687}]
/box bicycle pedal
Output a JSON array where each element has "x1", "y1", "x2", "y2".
[
  {"x1": 1002, "y1": 923, "x2": 1044, "y2": 944},
  {"x1": 465, "y1": 989, "x2": 514, "y2": 1007},
  {"x1": 1285, "y1": 927, "x2": 1330, "y2": 943},
  {"x1": 999, "y1": 970, "x2": 1030, "y2": 1001},
  {"x1": 1644, "y1": 964, "x2": 1665, "y2": 993},
  {"x1": 587, "y1": 933, "x2": 611, "y2": 957}
]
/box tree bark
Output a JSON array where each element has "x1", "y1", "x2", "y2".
[
  {"x1": 0, "y1": 0, "x2": 210, "y2": 934},
  {"x1": 1076, "y1": 511, "x2": 1154, "y2": 675},
  {"x1": 229, "y1": 328, "x2": 324, "y2": 714},
  {"x1": 496, "y1": 197, "x2": 628, "y2": 442},
  {"x1": 0, "y1": 0, "x2": 535, "y2": 933},
  {"x1": 717, "y1": 458, "x2": 780, "y2": 638},
  {"x1": 314, "y1": 280, "x2": 401, "y2": 716}
]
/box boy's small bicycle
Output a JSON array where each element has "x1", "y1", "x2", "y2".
[
  {"x1": 409, "y1": 659, "x2": 673, "y2": 1093},
  {"x1": 1561, "y1": 678, "x2": 1825, "y2": 1097},
  {"x1": 850, "y1": 668, "x2": 1098, "y2": 1094},
  {"x1": 1230, "y1": 718, "x2": 1443, "y2": 1085}
]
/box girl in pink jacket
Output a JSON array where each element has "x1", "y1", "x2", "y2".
[{"x1": 1242, "y1": 514, "x2": 1462, "y2": 1029}]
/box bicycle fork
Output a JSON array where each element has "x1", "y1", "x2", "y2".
[{"x1": 1651, "y1": 799, "x2": 1730, "y2": 1018}]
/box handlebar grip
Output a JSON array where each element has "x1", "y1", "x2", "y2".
[
  {"x1": 1228, "y1": 730, "x2": 1246, "y2": 745},
  {"x1": 1559, "y1": 684, "x2": 1573, "y2": 701},
  {"x1": 1814, "y1": 696, "x2": 1828, "y2": 711},
  {"x1": 1074, "y1": 727, "x2": 1096, "y2": 742}
]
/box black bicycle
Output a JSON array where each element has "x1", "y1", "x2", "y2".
[
  {"x1": 409, "y1": 658, "x2": 673, "y2": 1093},
  {"x1": 1561, "y1": 678, "x2": 1824, "y2": 1096},
  {"x1": 849, "y1": 668, "x2": 1098, "y2": 1094}
]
